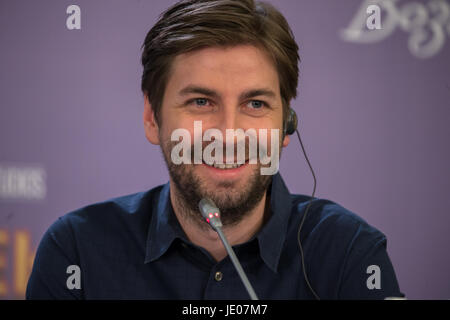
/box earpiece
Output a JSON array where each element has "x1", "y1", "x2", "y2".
[{"x1": 284, "y1": 108, "x2": 298, "y2": 135}]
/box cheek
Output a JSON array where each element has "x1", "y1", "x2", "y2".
[{"x1": 160, "y1": 121, "x2": 197, "y2": 153}]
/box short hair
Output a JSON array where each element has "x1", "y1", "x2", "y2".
[{"x1": 140, "y1": 0, "x2": 300, "y2": 126}]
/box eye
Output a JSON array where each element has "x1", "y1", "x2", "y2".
[
  {"x1": 191, "y1": 98, "x2": 210, "y2": 107},
  {"x1": 247, "y1": 100, "x2": 266, "y2": 109}
]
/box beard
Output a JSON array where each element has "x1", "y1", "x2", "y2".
[{"x1": 160, "y1": 138, "x2": 274, "y2": 228}]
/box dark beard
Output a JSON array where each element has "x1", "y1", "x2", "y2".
[{"x1": 160, "y1": 140, "x2": 272, "y2": 227}]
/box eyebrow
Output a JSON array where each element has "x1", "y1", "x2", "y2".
[{"x1": 178, "y1": 85, "x2": 277, "y2": 101}]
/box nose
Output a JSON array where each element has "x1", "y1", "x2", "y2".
[
  {"x1": 213, "y1": 103, "x2": 249, "y2": 163},
  {"x1": 217, "y1": 103, "x2": 249, "y2": 149},
  {"x1": 216, "y1": 103, "x2": 240, "y2": 134}
]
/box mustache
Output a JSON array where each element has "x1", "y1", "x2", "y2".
[
  {"x1": 164, "y1": 137, "x2": 275, "y2": 164},
  {"x1": 161, "y1": 125, "x2": 282, "y2": 175}
]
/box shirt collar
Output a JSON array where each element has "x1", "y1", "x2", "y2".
[
  {"x1": 256, "y1": 173, "x2": 292, "y2": 273},
  {"x1": 144, "y1": 173, "x2": 292, "y2": 273},
  {"x1": 144, "y1": 183, "x2": 185, "y2": 263}
]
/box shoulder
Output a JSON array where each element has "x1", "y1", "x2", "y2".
[
  {"x1": 288, "y1": 196, "x2": 401, "y2": 299},
  {"x1": 290, "y1": 194, "x2": 386, "y2": 250},
  {"x1": 27, "y1": 185, "x2": 166, "y2": 299},
  {"x1": 44, "y1": 185, "x2": 164, "y2": 251}
]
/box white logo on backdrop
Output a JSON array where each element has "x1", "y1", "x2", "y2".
[
  {"x1": 0, "y1": 165, "x2": 46, "y2": 200},
  {"x1": 66, "y1": 5, "x2": 81, "y2": 30},
  {"x1": 341, "y1": 0, "x2": 450, "y2": 58}
]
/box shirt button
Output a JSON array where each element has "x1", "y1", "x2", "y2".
[{"x1": 214, "y1": 271, "x2": 223, "y2": 282}]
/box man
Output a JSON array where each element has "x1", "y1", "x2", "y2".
[{"x1": 26, "y1": 0, "x2": 404, "y2": 299}]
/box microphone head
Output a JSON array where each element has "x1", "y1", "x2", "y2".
[{"x1": 198, "y1": 198, "x2": 223, "y2": 230}]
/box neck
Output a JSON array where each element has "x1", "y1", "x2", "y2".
[{"x1": 170, "y1": 181, "x2": 270, "y2": 262}]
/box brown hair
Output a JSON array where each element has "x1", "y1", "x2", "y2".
[{"x1": 140, "y1": 0, "x2": 300, "y2": 126}]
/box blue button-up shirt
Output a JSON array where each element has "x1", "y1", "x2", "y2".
[{"x1": 26, "y1": 173, "x2": 404, "y2": 299}]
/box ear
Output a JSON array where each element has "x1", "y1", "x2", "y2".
[
  {"x1": 143, "y1": 95, "x2": 160, "y2": 145},
  {"x1": 282, "y1": 134, "x2": 290, "y2": 148}
]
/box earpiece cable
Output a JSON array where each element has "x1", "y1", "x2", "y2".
[{"x1": 295, "y1": 128, "x2": 320, "y2": 300}]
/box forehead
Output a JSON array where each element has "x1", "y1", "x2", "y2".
[{"x1": 166, "y1": 45, "x2": 280, "y2": 93}]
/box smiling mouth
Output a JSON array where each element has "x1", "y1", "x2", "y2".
[{"x1": 202, "y1": 160, "x2": 248, "y2": 170}]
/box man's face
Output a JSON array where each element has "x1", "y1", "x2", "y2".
[{"x1": 144, "y1": 45, "x2": 290, "y2": 225}]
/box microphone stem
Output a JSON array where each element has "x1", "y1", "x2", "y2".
[{"x1": 215, "y1": 227, "x2": 259, "y2": 300}]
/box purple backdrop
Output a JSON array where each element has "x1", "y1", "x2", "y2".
[{"x1": 1, "y1": 0, "x2": 449, "y2": 299}]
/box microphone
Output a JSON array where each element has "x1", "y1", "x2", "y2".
[{"x1": 198, "y1": 198, "x2": 259, "y2": 300}]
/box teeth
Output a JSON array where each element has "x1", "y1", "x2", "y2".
[{"x1": 211, "y1": 163, "x2": 243, "y2": 169}]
